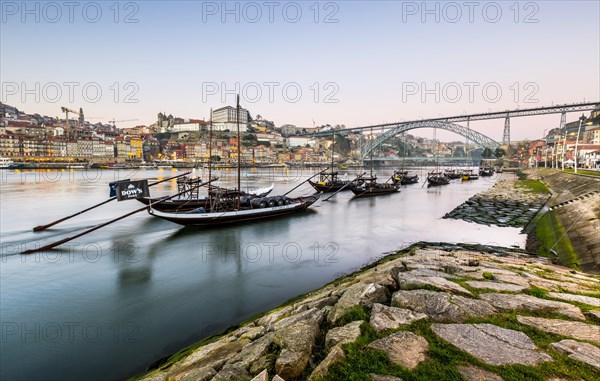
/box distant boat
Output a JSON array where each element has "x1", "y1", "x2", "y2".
[
  {"x1": 0, "y1": 157, "x2": 24, "y2": 169},
  {"x1": 391, "y1": 170, "x2": 419, "y2": 185},
  {"x1": 444, "y1": 169, "x2": 462, "y2": 180},
  {"x1": 351, "y1": 126, "x2": 400, "y2": 197},
  {"x1": 308, "y1": 171, "x2": 351, "y2": 192},
  {"x1": 479, "y1": 167, "x2": 494, "y2": 176},
  {"x1": 461, "y1": 169, "x2": 479, "y2": 181},
  {"x1": 349, "y1": 176, "x2": 400, "y2": 197},
  {"x1": 427, "y1": 171, "x2": 450, "y2": 187}
]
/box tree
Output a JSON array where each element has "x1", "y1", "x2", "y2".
[
  {"x1": 494, "y1": 148, "x2": 506, "y2": 158},
  {"x1": 482, "y1": 148, "x2": 493, "y2": 158}
]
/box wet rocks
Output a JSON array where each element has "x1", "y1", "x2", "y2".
[
  {"x1": 367, "y1": 331, "x2": 429, "y2": 369},
  {"x1": 431, "y1": 323, "x2": 552, "y2": 366},
  {"x1": 443, "y1": 179, "x2": 548, "y2": 227}
]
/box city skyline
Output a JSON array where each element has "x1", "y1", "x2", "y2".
[{"x1": 1, "y1": 1, "x2": 599, "y2": 142}]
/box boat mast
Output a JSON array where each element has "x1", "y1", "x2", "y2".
[
  {"x1": 208, "y1": 108, "x2": 213, "y2": 206},
  {"x1": 236, "y1": 94, "x2": 241, "y2": 210},
  {"x1": 370, "y1": 126, "x2": 373, "y2": 180},
  {"x1": 331, "y1": 129, "x2": 335, "y2": 172}
]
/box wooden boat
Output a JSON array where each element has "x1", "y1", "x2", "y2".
[
  {"x1": 479, "y1": 167, "x2": 494, "y2": 176},
  {"x1": 148, "y1": 194, "x2": 319, "y2": 227},
  {"x1": 444, "y1": 169, "x2": 462, "y2": 179},
  {"x1": 137, "y1": 178, "x2": 273, "y2": 212},
  {"x1": 147, "y1": 95, "x2": 319, "y2": 226},
  {"x1": 427, "y1": 171, "x2": 450, "y2": 187},
  {"x1": 391, "y1": 170, "x2": 419, "y2": 185},
  {"x1": 461, "y1": 170, "x2": 479, "y2": 181},
  {"x1": 308, "y1": 171, "x2": 351, "y2": 192},
  {"x1": 349, "y1": 177, "x2": 400, "y2": 197}
]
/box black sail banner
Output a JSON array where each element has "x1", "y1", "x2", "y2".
[{"x1": 115, "y1": 180, "x2": 150, "y2": 201}]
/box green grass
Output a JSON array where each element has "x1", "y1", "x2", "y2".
[
  {"x1": 336, "y1": 305, "x2": 369, "y2": 327},
  {"x1": 482, "y1": 271, "x2": 495, "y2": 280},
  {"x1": 525, "y1": 285, "x2": 549, "y2": 298},
  {"x1": 561, "y1": 168, "x2": 600, "y2": 177},
  {"x1": 534, "y1": 211, "x2": 579, "y2": 269},
  {"x1": 515, "y1": 180, "x2": 551, "y2": 195},
  {"x1": 318, "y1": 314, "x2": 600, "y2": 381}
]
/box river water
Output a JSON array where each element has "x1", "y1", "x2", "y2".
[{"x1": 0, "y1": 167, "x2": 523, "y2": 381}]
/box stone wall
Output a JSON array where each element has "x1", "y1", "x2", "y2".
[{"x1": 136, "y1": 243, "x2": 600, "y2": 381}]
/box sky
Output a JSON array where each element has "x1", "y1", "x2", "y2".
[{"x1": 1, "y1": 0, "x2": 599, "y2": 142}]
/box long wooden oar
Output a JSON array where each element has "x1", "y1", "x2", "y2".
[
  {"x1": 323, "y1": 172, "x2": 366, "y2": 201},
  {"x1": 32, "y1": 172, "x2": 192, "y2": 232},
  {"x1": 22, "y1": 178, "x2": 215, "y2": 254},
  {"x1": 283, "y1": 168, "x2": 328, "y2": 196}
]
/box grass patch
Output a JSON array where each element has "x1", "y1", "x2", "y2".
[
  {"x1": 525, "y1": 285, "x2": 549, "y2": 298},
  {"x1": 482, "y1": 271, "x2": 495, "y2": 280},
  {"x1": 515, "y1": 180, "x2": 551, "y2": 195},
  {"x1": 320, "y1": 315, "x2": 599, "y2": 381},
  {"x1": 336, "y1": 305, "x2": 369, "y2": 327},
  {"x1": 534, "y1": 211, "x2": 579, "y2": 269},
  {"x1": 561, "y1": 168, "x2": 600, "y2": 177}
]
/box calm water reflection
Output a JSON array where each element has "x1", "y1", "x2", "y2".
[{"x1": 0, "y1": 167, "x2": 522, "y2": 380}]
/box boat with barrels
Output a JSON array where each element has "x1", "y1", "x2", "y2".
[{"x1": 391, "y1": 170, "x2": 419, "y2": 185}]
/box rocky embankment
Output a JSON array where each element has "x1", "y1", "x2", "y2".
[
  {"x1": 443, "y1": 177, "x2": 549, "y2": 227},
  {"x1": 137, "y1": 243, "x2": 600, "y2": 381}
]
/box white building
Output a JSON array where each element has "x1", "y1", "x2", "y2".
[
  {"x1": 172, "y1": 121, "x2": 205, "y2": 133},
  {"x1": 288, "y1": 136, "x2": 316, "y2": 148},
  {"x1": 212, "y1": 106, "x2": 250, "y2": 132}
]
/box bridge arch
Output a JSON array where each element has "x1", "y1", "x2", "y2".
[{"x1": 361, "y1": 120, "x2": 500, "y2": 159}]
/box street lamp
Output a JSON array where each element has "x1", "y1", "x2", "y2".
[{"x1": 574, "y1": 115, "x2": 594, "y2": 173}]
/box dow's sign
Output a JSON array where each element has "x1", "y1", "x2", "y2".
[{"x1": 115, "y1": 180, "x2": 150, "y2": 201}]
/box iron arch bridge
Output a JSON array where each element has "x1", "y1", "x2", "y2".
[{"x1": 360, "y1": 120, "x2": 500, "y2": 160}]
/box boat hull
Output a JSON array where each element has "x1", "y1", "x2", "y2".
[
  {"x1": 349, "y1": 184, "x2": 400, "y2": 197},
  {"x1": 147, "y1": 196, "x2": 319, "y2": 227},
  {"x1": 308, "y1": 180, "x2": 350, "y2": 192}
]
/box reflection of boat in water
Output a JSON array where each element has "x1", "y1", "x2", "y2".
[
  {"x1": 391, "y1": 170, "x2": 419, "y2": 185},
  {"x1": 0, "y1": 157, "x2": 24, "y2": 169},
  {"x1": 427, "y1": 171, "x2": 450, "y2": 187},
  {"x1": 349, "y1": 176, "x2": 400, "y2": 197},
  {"x1": 308, "y1": 172, "x2": 351, "y2": 192}
]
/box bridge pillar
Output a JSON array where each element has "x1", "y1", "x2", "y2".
[{"x1": 502, "y1": 116, "x2": 510, "y2": 146}]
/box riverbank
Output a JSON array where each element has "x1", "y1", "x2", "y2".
[
  {"x1": 443, "y1": 174, "x2": 550, "y2": 228},
  {"x1": 528, "y1": 168, "x2": 600, "y2": 274},
  {"x1": 134, "y1": 242, "x2": 600, "y2": 381}
]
